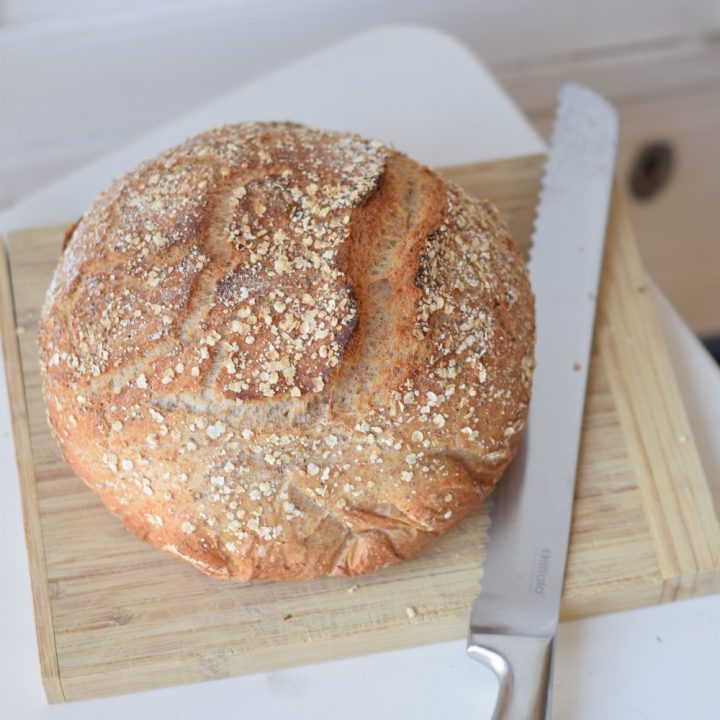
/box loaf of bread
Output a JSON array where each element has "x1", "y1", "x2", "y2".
[{"x1": 39, "y1": 122, "x2": 534, "y2": 582}]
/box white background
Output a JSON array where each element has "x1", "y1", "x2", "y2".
[{"x1": 2, "y1": 0, "x2": 720, "y2": 210}]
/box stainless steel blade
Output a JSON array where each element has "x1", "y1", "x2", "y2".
[{"x1": 467, "y1": 83, "x2": 618, "y2": 719}]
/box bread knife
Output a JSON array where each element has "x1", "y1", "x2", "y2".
[{"x1": 467, "y1": 82, "x2": 618, "y2": 719}]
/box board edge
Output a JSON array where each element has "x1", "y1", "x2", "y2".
[
  {"x1": 598, "y1": 184, "x2": 720, "y2": 600},
  {"x1": 0, "y1": 237, "x2": 65, "y2": 703}
]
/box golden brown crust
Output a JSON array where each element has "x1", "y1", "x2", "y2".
[{"x1": 39, "y1": 122, "x2": 535, "y2": 582}]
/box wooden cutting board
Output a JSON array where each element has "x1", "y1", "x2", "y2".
[{"x1": 3, "y1": 155, "x2": 720, "y2": 704}]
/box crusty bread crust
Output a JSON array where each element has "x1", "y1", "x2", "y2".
[{"x1": 39, "y1": 122, "x2": 534, "y2": 581}]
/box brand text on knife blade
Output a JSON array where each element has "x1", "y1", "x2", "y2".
[{"x1": 533, "y1": 548, "x2": 552, "y2": 595}]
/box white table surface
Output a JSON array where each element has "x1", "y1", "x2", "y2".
[{"x1": 2, "y1": 26, "x2": 720, "y2": 720}]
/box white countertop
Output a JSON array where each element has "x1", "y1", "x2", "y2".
[{"x1": 2, "y1": 26, "x2": 720, "y2": 720}]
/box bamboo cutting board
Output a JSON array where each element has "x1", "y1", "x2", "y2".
[{"x1": 3, "y1": 155, "x2": 720, "y2": 704}]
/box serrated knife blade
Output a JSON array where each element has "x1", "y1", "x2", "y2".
[{"x1": 467, "y1": 83, "x2": 618, "y2": 719}]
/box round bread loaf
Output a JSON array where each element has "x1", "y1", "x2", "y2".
[{"x1": 39, "y1": 122, "x2": 534, "y2": 582}]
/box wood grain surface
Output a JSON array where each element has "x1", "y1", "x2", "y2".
[
  {"x1": 499, "y1": 36, "x2": 720, "y2": 334},
  {"x1": 3, "y1": 155, "x2": 719, "y2": 703}
]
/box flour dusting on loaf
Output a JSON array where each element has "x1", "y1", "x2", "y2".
[{"x1": 39, "y1": 122, "x2": 535, "y2": 581}]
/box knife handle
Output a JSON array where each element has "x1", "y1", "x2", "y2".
[{"x1": 467, "y1": 632, "x2": 555, "y2": 720}]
